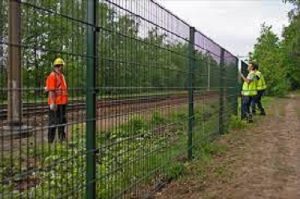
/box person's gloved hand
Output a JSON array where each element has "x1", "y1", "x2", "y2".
[{"x1": 49, "y1": 103, "x2": 57, "y2": 111}]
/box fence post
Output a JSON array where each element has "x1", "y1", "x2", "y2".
[
  {"x1": 233, "y1": 57, "x2": 239, "y2": 115},
  {"x1": 188, "y1": 27, "x2": 195, "y2": 160},
  {"x1": 219, "y1": 48, "x2": 225, "y2": 135},
  {"x1": 207, "y1": 57, "x2": 211, "y2": 91},
  {"x1": 240, "y1": 61, "x2": 247, "y2": 119},
  {"x1": 86, "y1": 0, "x2": 97, "y2": 198}
]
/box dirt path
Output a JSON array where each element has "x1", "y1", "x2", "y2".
[{"x1": 156, "y1": 94, "x2": 300, "y2": 199}]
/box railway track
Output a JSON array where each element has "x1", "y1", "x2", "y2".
[
  {"x1": 0, "y1": 92, "x2": 218, "y2": 121},
  {"x1": 0, "y1": 95, "x2": 174, "y2": 120},
  {"x1": 0, "y1": 92, "x2": 218, "y2": 150}
]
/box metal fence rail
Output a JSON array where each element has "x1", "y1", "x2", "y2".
[{"x1": 0, "y1": 0, "x2": 239, "y2": 198}]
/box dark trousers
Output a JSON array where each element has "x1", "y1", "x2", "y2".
[
  {"x1": 241, "y1": 95, "x2": 254, "y2": 120},
  {"x1": 48, "y1": 105, "x2": 67, "y2": 143},
  {"x1": 251, "y1": 90, "x2": 265, "y2": 114}
]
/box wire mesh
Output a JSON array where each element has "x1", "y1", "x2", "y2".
[
  {"x1": 0, "y1": 0, "x2": 239, "y2": 198},
  {"x1": 96, "y1": 1, "x2": 190, "y2": 197},
  {"x1": 192, "y1": 30, "x2": 222, "y2": 153},
  {"x1": 1, "y1": 0, "x2": 88, "y2": 198}
]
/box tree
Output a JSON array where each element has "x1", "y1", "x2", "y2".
[
  {"x1": 19, "y1": 0, "x2": 87, "y2": 98},
  {"x1": 282, "y1": 18, "x2": 300, "y2": 89},
  {"x1": 283, "y1": 0, "x2": 300, "y2": 17},
  {"x1": 281, "y1": 0, "x2": 300, "y2": 89},
  {"x1": 252, "y1": 24, "x2": 288, "y2": 96},
  {"x1": 250, "y1": 1, "x2": 300, "y2": 94}
]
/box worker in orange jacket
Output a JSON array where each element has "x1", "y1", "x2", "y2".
[{"x1": 45, "y1": 57, "x2": 68, "y2": 143}]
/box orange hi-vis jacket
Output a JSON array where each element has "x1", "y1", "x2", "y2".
[{"x1": 46, "y1": 71, "x2": 68, "y2": 105}]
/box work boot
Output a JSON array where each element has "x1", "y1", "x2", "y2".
[{"x1": 260, "y1": 112, "x2": 266, "y2": 116}]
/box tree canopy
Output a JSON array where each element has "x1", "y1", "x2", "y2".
[{"x1": 252, "y1": 1, "x2": 300, "y2": 95}]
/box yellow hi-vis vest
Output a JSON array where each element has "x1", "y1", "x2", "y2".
[
  {"x1": 255, "y1": 70, "x2": 267, "y2": 91},
  {"x1": 242, "y1": 71, "x2": 257, "y2": 96}
]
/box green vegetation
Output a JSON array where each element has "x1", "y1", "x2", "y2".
[
  {"x1": 0, "y1": 0, "x2": 223, "y2": 100},
  {"x1": 0, "y1": 95, "x2": 255, "y2": 198},
  {"x1": 251, "y1": 1, "x2": 300, "y2": 96},
  {"x1": 0, "y1": 1, "x2": 237, "y2": 198},
  {"x1": 171, "y1": 95, "x2": 277, "y2": 197},
  {"x1": 0, "y1": 1, "x2": 225, "y2": 101},
  {"x1": 0, "y1": 102, "x2": 224, "y2": 198},
  {"x1": 228, "y1": 115, "x2": 247, "y2": 130}
]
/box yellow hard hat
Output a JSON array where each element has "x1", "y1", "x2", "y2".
[{"x1": 53, "y1": 57, "x2": 65, "y2": 66}]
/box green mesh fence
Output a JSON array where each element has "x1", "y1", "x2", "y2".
[{"x1": 0, "y1": 0, "x2": 239, "y2": 198}]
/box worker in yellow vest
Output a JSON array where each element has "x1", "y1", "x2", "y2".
[
  {"x1": 251, "y1": 63, "x2": 267, "y2": 115},
  {"x1": 240, "y1": 62, "x2": 258, "y2": 123}
]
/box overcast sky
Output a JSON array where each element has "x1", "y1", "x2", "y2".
[{"x1": 156, "y1": 0, "x2": 293, "y2": 57}]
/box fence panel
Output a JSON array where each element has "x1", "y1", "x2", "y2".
[
  {"x1": 96, "y1": 1, "x2": 190, "y2": 197},
  {"x1": 223, "y1": 50, "x2": 239, "y2": 130},
  {"x1": 1, "y1": 0, "x2": 88, "y2": 198},
  {"x1": 192, "y1": 30, "x2": 222, "y2": 154},
  {"x1": 0, "y1": 0, "x2": 239, "y2": 198}
]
